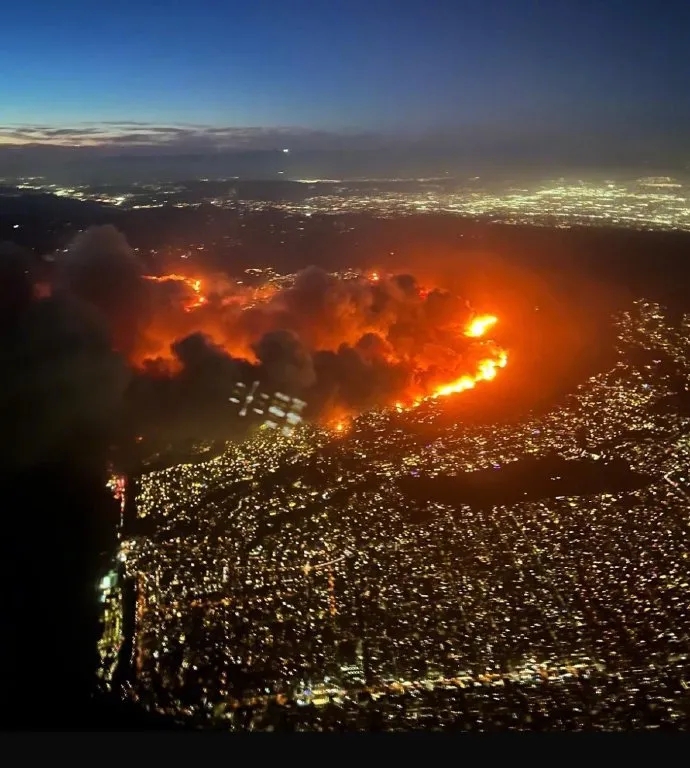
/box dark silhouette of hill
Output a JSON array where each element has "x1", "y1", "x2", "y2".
[
  {"x1": 399, "y1": 454, "x2": 652, "y2": 520},
  {"x1": 0, "y1": 191, "x2": 112, "y2": 220},
  {"x1": 0, "y1": 245, "x2": 173, "y2": 730},
  {"x1": 0, "y1": 193, "x2": 113, "y2": 254}
]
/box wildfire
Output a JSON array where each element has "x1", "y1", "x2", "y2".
[
  {"x1": 429, "y1": 315, "x2": 507, "y2": 399},
  {"x1": 143, "y1": 274, "x2": 207, "y2": 312},
  {"x1": 465, "y1": 314, "x2": 498, "y2": 338},
  {"x1": 327, "y1": 313, "x2": 508, "y2": 431},
  {"x1": 430, "y1": 352, "x2": 507, "y2": 399},
  {"x1": 187, "y1": 279, "x2": 207, "y2": 311},
  {"x1": 323, "y1": 418, "x2": 351, "y2": 435},
  {"x1": 140, "y1": 269, "x2": 508, "y2": 433}
]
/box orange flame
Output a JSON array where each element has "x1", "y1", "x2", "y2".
[
  {"x1": 141, "y1": 271, "x2": 508, "y2": 428},
  {"x1": 465, "y1": 314, "x2": 497, "y2": 338},
  {"x1": 143, "y1": 274, "x2": 207, "y2": 313},
  {"x1": 325, "y1": 417, "x2": 351, "y2": 434},
  {"x1": 329, "y1": 314, "x2": 507, "y2": 430},
  {"x1": 429, "y1": 314, "x2": 506, "y2": 400}
]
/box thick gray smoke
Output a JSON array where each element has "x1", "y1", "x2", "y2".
[
  {"x1": 58, "y1": 224, "x2": 147, "y2": 355},
  {"x1": 1, "y1": 225, "x2": 504, "y2": 452},
  {"x1": 0, "y1": 255, "x2": 129, "y2": 468},
  {"x1": 253, "y1": 329, "x2": 316, "y2": 391}
]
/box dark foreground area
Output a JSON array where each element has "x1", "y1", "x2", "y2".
[{"x1": 0, "y1": 460, "x2": 191, "y2": 730}]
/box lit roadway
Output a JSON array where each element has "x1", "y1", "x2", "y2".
[
  {"x1": 127, "y1": 660, "x2": 604, "y2": 719},
  {"x1": 173, "y1": 662, "x2": 605, "y2": 717}
]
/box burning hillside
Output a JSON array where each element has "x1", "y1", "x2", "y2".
[
  {"x1": 53, "y1": 225, "x2": 508, "y2": 431},
  {"x1": 136, "y1": 270, "x2": 508, "y2": 417}
]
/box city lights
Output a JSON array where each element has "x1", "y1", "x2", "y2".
[{"x1": 98, "y1": 298, "x2": 690, "y2": 728}]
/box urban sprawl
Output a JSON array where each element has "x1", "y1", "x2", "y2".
[{"x1": 99, "y1": 300, "x2": 690, "y2": 730}]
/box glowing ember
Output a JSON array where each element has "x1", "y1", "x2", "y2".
[{"x1": 106, "y1": 470, "x2": 127, "y2": 532}]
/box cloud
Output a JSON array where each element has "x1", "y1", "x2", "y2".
[
  {"x1": 1, "y1": 122, "x2": 685, "y2": 181},
  {"x1": 0, "y1": 122, "x2": 378, "y2": 151}
]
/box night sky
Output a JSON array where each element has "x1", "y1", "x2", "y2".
[{"x1": 1, "y1": 0, "x2": 688, "y2": 164}]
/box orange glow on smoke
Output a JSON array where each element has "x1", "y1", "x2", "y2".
[
  {"x1": 382, "y1": 315, "x2": 508, "y2": 415},
  {"x1": 135, "y1": 273, "x2": 258, "y2": 367},
  {"x1": 326, "y1": 314, "x2": 508, "y2": 430},
  {"x1": 429, "y1": 315, "x2": 506, "y2": 400},
  {"x1": 138, "y1": 270, "x2": 509, "y2": 427},
  {"x1": 143, "y1": 274, "x2": 207, "y2": 312}
]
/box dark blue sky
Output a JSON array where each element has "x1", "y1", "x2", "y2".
[{"x1": 2, "y1": 0, "x2": 688, "y2": 157}]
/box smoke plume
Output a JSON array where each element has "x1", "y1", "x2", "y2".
[
  {"x1": 58, "y1": 224, "x2": 148, "y2": 355},
  {"x1": 0, "y1": 238, "x2": 129, "y2": 468},
  {"x1": 3, "y1": 226, "x2": 508, "y2": 452}
]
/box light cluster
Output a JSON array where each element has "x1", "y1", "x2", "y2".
[
  {"x1": 9, "y1": 176, "x2": 690, "y2": 232},
  {"x1": 98, "y1": 299, "x2": 690, "y2": 730}
]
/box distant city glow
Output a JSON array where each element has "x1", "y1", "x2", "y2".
[{"x1": 9, "y1": 176, "x2": 690, "y2": 232}]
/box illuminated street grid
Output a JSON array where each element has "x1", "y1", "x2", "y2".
[
  {"x1": 10, "y1": 176, "x2": 690, "y2": 232},
  {"x1": 106, "y1": 300, "x2": 690, "y2": 729}
]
